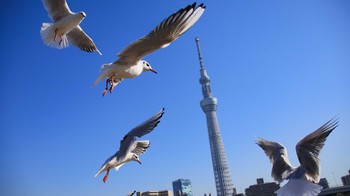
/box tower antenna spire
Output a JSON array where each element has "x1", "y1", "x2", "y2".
[{"x1": 195, "y1": 37, "x2": 204, "y2": 69}]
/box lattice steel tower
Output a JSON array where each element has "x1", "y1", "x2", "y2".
[{"x1": 195, "y1": 37, "x2": 235, "y2": 196}]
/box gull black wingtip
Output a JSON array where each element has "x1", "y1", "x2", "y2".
[
  {"x1": 321, "y1": 116, "x2": 339, "y2": 132},
  {"x1": 153, "y1": 109, "x2": 165, "y2": 127},
  {"x1": 181, "y1": 3, "x2": 194, "y2": 13},
  {"x1": 191, "y1": 2, "x2": 197, "y2": 8},
  {"x1": 158, "y1": 108, "x2": 165, "y2": 119},
  {"x1": 328, "y1": 115, "x2": 340, "y2": 125},
  {"x1": 198, "y1": 3, "x2": 206, "y2": 9}
]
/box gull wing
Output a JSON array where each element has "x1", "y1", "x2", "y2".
[
  {"x1": 117, "y1": 108, "x2": 164, "y2": 161},
  {"x1": 67, "y1": 26, "x2": 102, "y2": 55},
  {"x1": 116, "y1": 3, "x2": 206, "y2": 65},
  {"x1": 130, "y1": 140, "x2": 150, "y2": 155},
  {"x1": 256, "y1": 138, "x2": 295, "y2": 183},
  {"x1": 42, "y1": 0, "x2": 72, "y2": 22},
  {"x1": 296, "y1": 118, "x2": 338, "y2": 183}
]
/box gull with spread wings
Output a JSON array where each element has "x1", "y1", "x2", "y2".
[
  {"x1": 93, "y1": 3, "x2": 206, "y2": 96},
  {"x1": 256, "y1": 118, "x2": 338, "y2": 196},
  {"x1": 40, "y1": 0, "x2": 101, "y2": 55},
  {"x1": 95, "y1": 108, "x2": 164, "y2": 183}
]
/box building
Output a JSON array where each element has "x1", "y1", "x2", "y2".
[
  {"x1": 319, "y1": 185, "x2": 350, "y2": 196},
  {"x1": 136, "y1": 190, "x2": 173, "y2": 196},
  {"x1": 245, "y1": 178, "x2": 280, "y2": 196},
  {"x1": 172, "y1": 179, "x2": 193, "y2": 196},
  {"x1": 319, "y1": 178, "x2": 330, "y2": 189},
  {"x1": 256, "y1": 178, "x2": 264, "y2": 185},
  {"x1": 318, "y1": 170, "x2": 350, "y2": 196},
  {"x1": 195, "y1": 37, "x2": 235, "y2": 196},
  {"x1": 342, "y1": 170, "x2": 350, "y2": 186}
]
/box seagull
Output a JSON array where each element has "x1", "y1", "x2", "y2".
[
  {"x1": 95, "y1": 108, "x2": 165, "y2": 183},
  {"x1": 40, "y1": 0, "x2": 101, "y2": 55},
  {"x1": 256, "y1": 118, "x2": 338, "y2": 196},
  {"x1": 93, "y1": 3, "x2": 206, "y2": 96}
]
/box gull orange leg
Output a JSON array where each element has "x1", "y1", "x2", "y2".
[
  {"x1": 53, "y1": 28, "x2": 63, "y2": 45},
  {"x1": 109, "y1": 83, "x2": 116, "y2": 94},
  {"x1": 103, "y1": 79, "x2": 109, "y2": 96},
  {"x1": 103, "y1": 75, "x2": 116, "y2": 96},
  {"x1": 109, "y1": 75, "x2": 116, "y2": 93},
  {"x1": 103, "y1": 168, "x2": 110, "y2": 183}
]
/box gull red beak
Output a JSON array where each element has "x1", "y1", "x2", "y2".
[
  {"x1": 137, "y1": 160, "x2": 142, "y2": 164},
  {"x1": 150, "y1": 69, "x2": 157, "y2": 74}
]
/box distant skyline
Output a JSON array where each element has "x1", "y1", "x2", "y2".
[
  {"x1": 1, "y1": 1, "x2": 349, "y2": 196},
  {"x1": 135, "y1": 172, "x2": 350, "y2": 194}
]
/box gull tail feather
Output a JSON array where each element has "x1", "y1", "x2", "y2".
[
  {"x1": 40, "y1": 23, "x2": 69, "y2": 49},
  {"x1": 94, "y1": 165, "x2": 106, "y2": 177},
  {"x1": 93, "y1": 64, "x2": 112, "y2": 85},
  {"x1": 275, "y1": 179, "x2": 322, "y2": 196}
]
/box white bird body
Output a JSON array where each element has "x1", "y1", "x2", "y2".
[
  {"x1": 256, "y1": 118, "x2": 338, "y2": 196},
  {"x1": 95, "y1": 60, "x2": 147, "y2": 84},
  {"x1": 95, "y1": 151, "x2": 133, "y2": 177},
  {"x1": 95, "y1": 109, "x2": 164, "y2": 183},
  {"x1": 51, "y1": 13, "x2": 85, "y2": 37},
  {"x1": 94, "y1": 3, "x2": 206, "y2": 96},
  {"x1": 41, "y1": 0, "x2": 101, "y2": 54},
  {"x1": 276, "y1": 179, "x2": 323, "y2": 196},
  {"x1": 41, "y1": 13, "x2": 85, "y2": 48}
]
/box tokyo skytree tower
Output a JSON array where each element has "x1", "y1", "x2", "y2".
[{"x1": 195, "y1": 37, "x2": 235, "y2": 196}]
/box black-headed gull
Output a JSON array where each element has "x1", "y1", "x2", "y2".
[
  {"x1": 40, "y1": 0, "x2": 101, "y2": 55},
  {"x1": 256, "y1": 118, "x2": 338, "y2": 196},
  {"x1": 95, "y1": 108, "x2": 164, "y2": 183},
  {"x1": 93, "y1": 3, "x2": 206, "y2": 96}
]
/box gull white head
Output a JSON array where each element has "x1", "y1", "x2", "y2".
[
  {"x1": 141, "y1": 60, "x2": 157, "y2": 74},
  {"x1": 132, "y1": 154, "x2": 142, "y2": 164},
  {"x1": 78, "y1": 11, "x2": 86, "y2": 18}
]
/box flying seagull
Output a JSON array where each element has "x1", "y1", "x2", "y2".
[
  {"x1": 93, "y1": 2, "x2": 206, "y2": 96},
  {"x1": 256, "y1": 118, "x2": 338, "y2": 196},
  {"x1": 40, "y1": 0, "x2": 101, "y2": 55},
  {"x1": 95, "y1": 108, "x2": 165, "y2": 183}
]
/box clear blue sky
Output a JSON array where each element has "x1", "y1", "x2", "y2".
[{"x1": 1, "y1": 0, "x2": 349, "y2": 195}]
